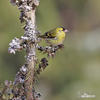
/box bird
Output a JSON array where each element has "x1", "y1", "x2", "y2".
[{"x1": 39, "y1": 27, "x2": 68, "y2": 46}]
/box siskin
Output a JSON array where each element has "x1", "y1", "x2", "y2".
[{"x1": 39, "y1": 27, "x2": 68, "y2": 46}]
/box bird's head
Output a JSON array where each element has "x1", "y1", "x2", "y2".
[{"x1": 56, "y1": 27, "x2": 69, "y2": 33}]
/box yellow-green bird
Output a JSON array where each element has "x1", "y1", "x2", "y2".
[{"x1": 39, "y1": 27, "x2": 68, "y2": 46}]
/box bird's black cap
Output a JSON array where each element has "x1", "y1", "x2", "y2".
[{"x1": 61, "y1": 26, "x2": 69, "y2": 32}]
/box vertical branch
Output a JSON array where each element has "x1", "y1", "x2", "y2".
[
  {"x1": 9, "y1": 0, "x2": 40, "y2": 100},
  {"x1": 25, "y1": 9, "x2": 36, "y2": 100},
  {"x1": 23, "y1": 2, "x2": 39, "y2": 100}
]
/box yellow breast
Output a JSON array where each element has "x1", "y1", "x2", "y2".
[
  {"x1": 57, "y1": 31, "x2": 65, "y2": 44},
  {"x1": 48, "y1": 31, "x2": 66, "y2": 45}
]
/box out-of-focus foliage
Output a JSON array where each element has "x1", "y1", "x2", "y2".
[{"x1": 0, "y1": 0, "x2": 100, "y2": 100}]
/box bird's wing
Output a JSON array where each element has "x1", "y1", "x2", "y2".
[{"x1": 44, "y1": 29, "x2": 56, "y2": 38}]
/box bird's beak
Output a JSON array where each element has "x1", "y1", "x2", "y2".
[{"x1": 64, "y1": 29, "x2": 69, "y2": 33}]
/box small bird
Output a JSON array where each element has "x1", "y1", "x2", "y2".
[{"x1": 39, "y1": 27, "x2": 68, "y2": 46}]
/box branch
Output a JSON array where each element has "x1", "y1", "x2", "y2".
[{"x1": 9, "y1": 0, "x2": 40, "y2": 100}]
